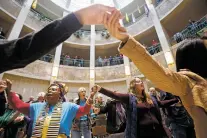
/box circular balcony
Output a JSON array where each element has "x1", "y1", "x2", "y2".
[
  {"x1": 4, "y1": 43, "x2": 181, "y2": 83},
  {"x1": 0, "y1": 0, "x2": 183, "y2": 45}
]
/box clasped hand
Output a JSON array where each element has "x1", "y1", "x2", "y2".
[{"x1": 0, "y1": 79, "x2": 12, "y2": 93}]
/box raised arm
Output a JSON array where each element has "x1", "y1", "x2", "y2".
[
  {"x1": 4, "y1": 79, "x2": 29, "y2": 116},
  {"x1": 0, "y1": 4, "x2": 115, "y2": 73},
  {"x1": 103, "y1": 10, "x2": 191, "y2": 97},
  {"x1": 119, "y1": 37, "x2": 192, "y2": 96},
  {"x1": 99, "y1": 87, "x2": 129, "y2": 104},
  {"x1": 76, "y1": 90, "x2": 97, "y2": 118},
  {"x1": 157, "y1": 98, "x2": 179, "y2": 108},
  {"x1": 7, "y1": 92, "x2": 30, "y2": 116},
  {"x1": 99, "y1": 102, "x2": 109, "y2": 114},
  {"x1": 0, "y1": 13, "x2": 82, "y2": 73},
  {"x1": 76, "y1": 104, "x2": 92, "y2": 118}
]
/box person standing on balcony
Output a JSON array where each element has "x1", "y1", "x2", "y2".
[
  {"x1": 119, "y1": 54, "x2": 123, "y2": 64},
  {"x1": 152, "y1": 39, "x2": 158, "y2": 46},
  {"x1": 103, "y1": 56, "x2": 108, "y2": 66},
  {"x1": 0, "y1": 4, "x2": 115, "y2": 73},
  {"x1": 97, "y1": 56, "x2": 103, "y2": 67},
  {"x1": 80, "y1": 58, "x2": 84, "y2": 67},
  {"x1": 109, "y1": 56, "x2": 113, "y2": 66}
]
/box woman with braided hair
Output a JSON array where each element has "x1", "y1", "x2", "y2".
[{"x1": 1, "y1": 79, "x2": 96, "y2": 138}]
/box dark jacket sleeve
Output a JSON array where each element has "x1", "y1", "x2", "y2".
[
  {"x1": 0, "y1": 92, "x2": 6, "y2": 116},
  {"x1": 99, "y1": 102, "x2": 109, "y2": 114},
  {"x1": 0, "y1": 13, "x2": 82, "y2": 73},
  {"x1": 99, "y1": 88, "x2": 129, "y2": 105},
  {"x1": 157, "y1": 98, "x2": 179, "y2": 108}
]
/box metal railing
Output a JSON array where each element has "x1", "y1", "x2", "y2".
[
  {"x1": 147, "y1": 15, "x2": 207, "y2": 55},
  {"x1": 39, "y1": 55, "x2": 124, "y2": 67},
  {"x1": 60, "y1": 58, "x2": 90, "y2": 67},
  {"x1": 95, "y1": 57, "x2": 124, "y2": 67},
  {"x1": 146, "y1": 44, "x2": 162, "y2": 55},
  {"x1": 180, "y1": 16, "x2": 207, "y2": 39},
  {"x1": 28, "y1": 9, "x2": 52, "y2": 26}
]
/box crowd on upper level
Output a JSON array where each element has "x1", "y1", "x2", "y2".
[
  {"x1": 39, "y1": 53, "x2": 124, "y2": 67},
  {"x1": 1, "y1": 14, "x2": 207, "y2": 69},
  {"x1": 96, "y1": 54, "x2": 124, "y2": 67}
]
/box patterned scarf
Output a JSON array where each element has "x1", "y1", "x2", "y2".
[
  {"x1": 125, "y1": 95, "x2": 137, "y2": 138},
  {"x1": 31, "y1": 102, "x2": 62, "y2": 138},
  {"x1": 116, "y1": 102, "x2": 126, "y2": 125}
]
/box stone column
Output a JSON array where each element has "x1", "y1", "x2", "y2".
[
  {"x1": 50, "y1": 44, "x2": 62, "y2": 84},
  {"x1": 8, "y1": 0, "x2": 33, "y2": 40},
  {"x1": 89, "y1": 25, "x2": 96, "y2": 92},
  {"x1": 145, "y1": 0, "x2": 176, "y2": 71},
  {"x1": 50, "y1": 11, "x2": 69, "y2": 84}
]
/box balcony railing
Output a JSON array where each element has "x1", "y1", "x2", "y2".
[
  {"x1": 5, "y1": 41, "x2": 182, "y2": 82},
  {"x1": 39, "y1": 54, "x2": 124, "y2": 67},
  {"x1": 180, "y1": 16, "x2": 207, "y2": 39},
  {"x1": 146, "y1": 15, "x2": 207, "y2": 55},
  {"x1": 25, "y1": 9, "x2": 52, "y2": 30},
  {"x1": 0, "y1": 0, "x2": 183, "y2": 45},
  {"x1": 60, "y1": 58, "x2": 90, "y2": 67},
  {"x1": 95, "y1": 57, "x2": 124, "y2": 67}
]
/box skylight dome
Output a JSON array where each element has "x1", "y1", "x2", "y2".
[{"x1": 51, "y1": 0, "x2": 134, "y2": 11}]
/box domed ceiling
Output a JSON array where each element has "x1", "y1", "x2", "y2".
[{"x1": 51, "y1": 0, "x2": 134, "y2": 11}]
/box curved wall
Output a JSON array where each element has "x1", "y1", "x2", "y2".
[
  {"x1": 2, "y1": 41, "x2": 181, "y2": 102},
  {"x1": 4, "y1": 43, "x2": 180, "y2": 83}
]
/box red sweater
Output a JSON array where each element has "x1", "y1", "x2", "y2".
[{"x1": 7, "y1": 92, "x2": 91, "y2": 118}]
